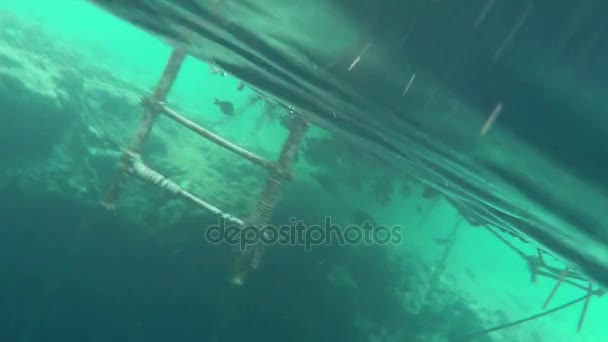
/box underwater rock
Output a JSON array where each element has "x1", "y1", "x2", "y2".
[{"x1": 0, "y1": 56, "x2": 74, "y2": 162}]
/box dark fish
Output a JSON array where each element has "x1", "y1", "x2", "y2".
[
  {"x1": 237, "y1": 81, "x2": 245, "y2": 91},
  {"x1": 214, "y1": 98, "x2": 235, "y2": 116}
]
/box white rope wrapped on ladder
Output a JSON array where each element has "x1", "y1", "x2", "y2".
[{"x1": 125, "y1": 151, "x2": 244, "y2": 226}]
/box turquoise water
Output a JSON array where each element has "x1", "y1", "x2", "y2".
[{"x1": 1, "y1": 1, "x2": 607, "y2": 341}]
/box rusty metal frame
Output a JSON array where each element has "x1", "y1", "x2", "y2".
[
  {"x1": 459, "y1": 225, "x2": 604, "y2": 338},
  {"x1": 101, "y1": 48, "x2": 308, "y2": 285}
]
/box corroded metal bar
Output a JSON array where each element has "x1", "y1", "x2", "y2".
[
  {"x1": 251, "y1": 119, "x2": 308, "y2": 228},
  {"x1": 101, "y1": 49, "x2": 186, "y2": 209},
  {"x1": 231, "y1": 118, "x2": 309, "y2": 285},
  {"x1": 126, "y1": 152, "x2": 244, "y2": 226},
  {"x1": 543, "y1": 267, "x2": 570, "y2": 309},
  {"x1": 577, "y1": 283, "x2": 594, "y2": 332},
  {"x1": 151, "y1": 101, "x2": 291, "y2": 179}
]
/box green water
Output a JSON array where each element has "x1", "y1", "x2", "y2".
[{"x1": 0, "y1": 1, "x2": 606, "y2": 341}]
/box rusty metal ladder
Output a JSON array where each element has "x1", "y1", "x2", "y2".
[{"x1": 101, "y1": 49, "x2": 309, "y2": 285}]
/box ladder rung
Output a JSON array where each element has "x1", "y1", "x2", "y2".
[
  {"x1": 147, "y1": 99, "x2": 291, "y2": 179},
  {"x1": 127, "y1": 151, "x2": 245, "y2": 226}
]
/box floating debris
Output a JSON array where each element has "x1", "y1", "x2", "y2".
[
  {"x1": 402, "y1": 72, "x2": 416, "y2": 96},
  {"x1": 474, "y1": 0, "x2": 495, "y2": 28},
  {"x1": 493, "y1": 4, "x2": 533, "y2": 61},
  {"x1": 480, "y1": 102, "x2": 503, "y2": 136},
  {"x1": 348, "y1": 43, "x2": 372, "y2": 71}
]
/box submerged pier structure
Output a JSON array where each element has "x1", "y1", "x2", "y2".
[{"x1": 99, "y1": 47, "x2": 602, "y2": 337}]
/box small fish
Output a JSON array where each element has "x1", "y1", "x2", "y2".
[
  {"x1": 237, "y1": 81, "x2": 245, "y2": 91},
  {"x1": 214, "y1": 98, "x2": 235, "y2": 116}
]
